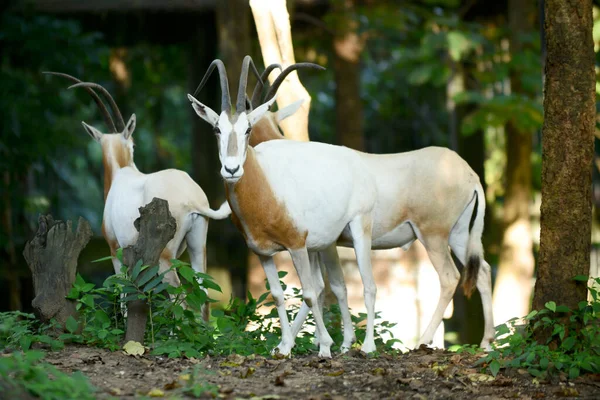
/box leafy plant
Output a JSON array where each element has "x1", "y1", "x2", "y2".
[
  {"x1": 0, "y1": 351, "x2": 96, "y2": 400},
  {"x1": 478, "y1": 276, "x2": 600, "y2": 379},
  {"x1": 0, "y1": 311, "x2": 63, "y2": 352}
]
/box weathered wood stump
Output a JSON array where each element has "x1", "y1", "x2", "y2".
[
  {"x1": 23, "y1": 215, "x2": 92, "y2": 327},
  {"x1": 123, "y1": 197, "x2": 176, "y2": 344}
]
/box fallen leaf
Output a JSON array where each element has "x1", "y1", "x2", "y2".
[
  {"x1": 179, "y1": 373, "x2": 191, "y2": 382},
  {"x1": 220, "y1": 386, "x2": 234, "y2": 394},
  {"x1": 220, "y1": 361, "x2": 242, "y2": 367},
  {"x1": 163, "y1": 380, "x2": 180, "y2": 390},
  {"x1": 467, "y1": 373, "x2": 495, "y2": 383},
  {"x1": 371, "y1": 367, "x2": 387, "y2": 376},
  {"x1": 450, "y1": 354, "x2": 462, "y2": 364},
  {"x1": 109, "y1": 388, "x2": 122, "y2": 396},
  {"x1": 556, "y1": 387, "x2": 579, "y2": 397},
  {"x1": 147, "y1": 388, "x2": 165, "y2": 397},
  {"x1": 327, "y1": 369, "x2": 345, "y2": 377},
  {"x1": 122, "y1": 341, "x2": 145, "y2": 356},
  {"x1": 240, "y1": 367, "x2": 255, "y2": 379},
  {"x1": 227, "y1": 353, "x2": 246, "y2": 365}
]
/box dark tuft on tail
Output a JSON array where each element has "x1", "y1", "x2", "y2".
[{"x1": 462, "y1": 255, "x2": 480, "y2": 298}]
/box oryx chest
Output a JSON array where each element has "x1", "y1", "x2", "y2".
[{"x1": 103, "y1": 168, "x2": 147, "y2": 248}]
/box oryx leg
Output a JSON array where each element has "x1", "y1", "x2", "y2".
[
  {"x1": 319, "y1": 245, "x2": 355, "y2": 351},
  {"x1": 186, "y1": 215, "x2": 210, "y2": 321},
  {"x1": 349, "y1": 215, "x2": 377, "y2": 354},
  {"x1": 261, "y1": 255, "x2": 294, "y2": 356},
  {"x1": 476, "y1": 260, "x2": 494, "y2": 349},
  {"x1": 417, "y1": 235, "x2": 459, "y2": 347},
  {"x1": 289, "y1": 247, "x2": 334, "y2": 358}
]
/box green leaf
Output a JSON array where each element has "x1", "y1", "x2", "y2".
[
  {"x1": 19, "y1": 335, "x2": 32, "y2": 351},
  {"x1": 524, "y1": 310, "x2": 538, "y2": 320},
  {"x1": 447, "y1": 30, "x2": 471, "y2": 61},
  {"x1": 67, "y1": 288, "x2": 80, "y2": 300},
  {"x1": 202, "y1": 278, "x2": 222, "y2": 293},
  {"x1": 186, "y1": 291, "x2": 207, "y2": 311},
  {"x1": 74, "y1": 274, "x2": 86, "y2": 287},
  {"x1": 545, "y1": 301, "x2": 556, "y2": 312},
  {"x1": 137, "y1": 265, "x2": 159, "y2": 287},
  {"x1": 65, "y1": 316, "x2": 79, "y2": 333},
  {"x1": 489, "y1": 360, "x2": 501, "y2": 377},
  {"x1": 116, "y1": 248, "x2": 123, "y2": 262},
  {"x1": 555, "y1": 305, "x2": 570, "y2": 313},
  {"x1": 153, "y1": 282, "x2": 170, "y2": 294},
  {"x1": 562, "y1": 336, "x2": 576, "y2": 351},
  {"x1": 573, "y1": 275, "x2": 589, "y2": 282},
  {"x1": 540, "y1": 357, "x2": 549, "y2": 370},
  {"x1": 131, "y1": 260, "x2": 143, "y2": 281},
  {"x1": 80, "y1": 294, "x2": 95, "y2": 308},
  {"x1": 122, "y1": 294, "x2": 143, "y2": 303},
  {"x1": 143, "y1": 275, "x2": 164, "y2": 292},
  {"x1": 277, "y1": 271, "x2": 288, "y2": 279},
  {"x1": 82, "y1": 283, "x2": 95, "y2": 292},
  {"x1": 179, "y1": 265, "x2": 196, "y2": 283},
  {"x1": 568, "y1": 366, "x2": 580, "y2": 379},
  {"x1": 95, "y1": 310, "x2": 111, "y2": 326},
  {"x1": 92, "y1": 255, "x2": 114, "y2": 263}
]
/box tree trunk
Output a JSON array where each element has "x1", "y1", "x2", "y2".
[
  {"x1": 332, "y1": 0, "x2": 364, "y2": 151},
  {"x1": 123, "y1": 198, "x2": 176, "y2": 344},
  {"x1": 492, "y1": 0, "x2": 537, "y2": 325},
  {"x1": 217, "y1": 0, "x2": 251, "y2": 97},
  {"x1": 250, "y1": 0, "x2": 312, "y2": 141},
  {"x1": 533, "y1": 0, "x2": 594, "y2": 311},
  {"x1": 23, "y1": 215, "x2": 92, "y2": 327}
]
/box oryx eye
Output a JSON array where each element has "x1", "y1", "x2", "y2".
[
  {"x1": 245, "y1": 127, "x2": 252, "y2": 135},
  {"x1": 214, "y1": 127, "x2": 221, "y2": 135}
]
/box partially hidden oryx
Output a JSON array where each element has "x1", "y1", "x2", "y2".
[
  {"x1": 246, "y1": 63, "x2": 495, "y2": 351},
  {"x1": 187, "y1": 56, "x2": 379, "y2": 358},
  {"x1": 45, "y1": 72, "x2": 230, "y2": 320}
]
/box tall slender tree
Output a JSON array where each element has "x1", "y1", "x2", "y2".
[
  {"x1": 493, "y1": 0, "x2": 537, "y2": 325},
  {"x1": 332, "y1": 0, "x2": 365, "y2": 150},
  {"x1": 249, "y1": 0, "x2": 312, "y2": 141},
  {"x1": 533, "y1": 0, "x2": 594, "y2": 311}
]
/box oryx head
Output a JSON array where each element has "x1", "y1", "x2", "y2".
[
  {"x1": 43, "y1": 72, "x2": 136, "y2": 168},
  {"x1": 187, "y1": 56, "x2": 274, "y2": 183},
  {"x1": 187, "y1": 56, "x2": 324, "y2": 184}
]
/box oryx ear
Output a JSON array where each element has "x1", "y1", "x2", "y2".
[
  {"x1": 188, "y1": 94, "x2": 220, "y2": 126},
  {"x1": 248, "y1": 95, "x2": 278, "y2": 126},
  {"x1": 123, "y1": 114, "x2": 136, "y2": 140},
  {"x1": 275, "y1": 99, "x2": 304, "y2": 122},
  {"x1": 81, "y1": 121, "x2": 103, "y2": 142}
]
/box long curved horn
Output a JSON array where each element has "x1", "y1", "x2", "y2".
[
  {"x1": 192, "y1": 59, "x2": 232, "y2": 115},
  {"x1": 250, "y1": 63, "x2": 282, "y2": 109},
  {"x1": 68, "y1": 82, "x2": 125, "y2": 132},
  {"x1": 264, "y1": 63, "x2": 326, "y2": 103},
  {"x1": 236, "y1": 55, "x2": 262, "y2": 114},
  {"x1": 43, "y1": 71, "x2": 117, "y2": 133}
]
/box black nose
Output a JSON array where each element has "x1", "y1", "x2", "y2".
[{"x1": 224, "y1": 165, "x2": 240, "y2": 175}]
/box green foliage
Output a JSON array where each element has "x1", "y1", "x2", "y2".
[
  {"x1": 0, "y1": 311, "x2": 63, "y2": 352},
  {"x1": 0, "y1": 351, "x2": 96, "y2": 400},
  {"x1": 478, "y1": 277, "x2": 600, "y2": 379},
  {"x1": 4, "y1": 254, "x2": 401, "y2": 360}
]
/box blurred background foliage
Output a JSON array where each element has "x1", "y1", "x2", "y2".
[{"x1": 1, "y1": 0, "x2": 600, "y2": 344}]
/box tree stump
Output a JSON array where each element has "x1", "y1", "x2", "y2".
[
  {"x1": 123, "y1": 198, "x2": 176, "y2": 344},
  {"x1": 23, "y1": 215, "x2": 92, "y2": 327}
]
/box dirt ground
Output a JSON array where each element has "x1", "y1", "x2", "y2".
[{"x1": 41, "y1": 345, "x2": 600, "y2": 399}]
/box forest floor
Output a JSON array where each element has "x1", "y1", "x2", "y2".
[{"x1": 43, "y1": 344, "x2": 600, "y2": 399}]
